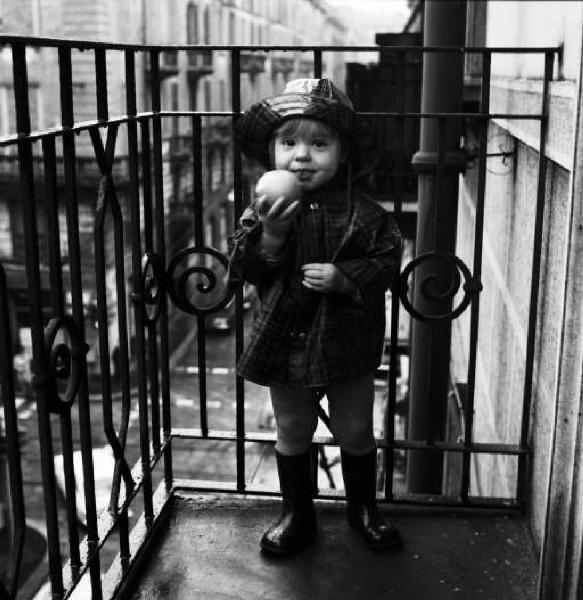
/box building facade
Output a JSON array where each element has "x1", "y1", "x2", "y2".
[{"x1": 0, "y1": 0, "x2": 350, "y2": 375}]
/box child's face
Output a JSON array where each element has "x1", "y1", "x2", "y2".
[{"x1": 272, "y1": 119, "x2": 344, "y2": 192}]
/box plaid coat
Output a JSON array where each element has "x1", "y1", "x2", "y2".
[{"x1": 228, "y1": 181, "x2": 401, "y2": 387}]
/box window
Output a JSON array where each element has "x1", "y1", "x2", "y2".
[
  {"x1": 219, "y1": 80, "x2": 226, "y2": 110},
  {"x1": 171, "y1": 82, "x2": 179, "y2": 111},
  {"x1": 189, "y1": 80, "x2": 198, "y2": 111},
  {"x1": 204, "y1": 80, "x2": 212, "y2": 111},
  {"x1": 0, "y1": 87, "x2": 11, "y2": 135},
  {"x1": 204, "y1": 5, "x2": 210, "y2": 45},
  {"x1": 229, "y1": 12, "x2": 235, "y2": 43},
  {"x1": 0, "y1": 202, "x2": 11, "y2": 257},
  {"x1": 187, "y1": 3, "x2": 199, "y2": 44}
]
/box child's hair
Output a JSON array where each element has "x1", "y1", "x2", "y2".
[{"x1": 274, "y1": 117, "x2": 340, "y2": 141}]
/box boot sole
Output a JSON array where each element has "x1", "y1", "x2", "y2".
[
  {"x1": 260, "y1": 532, "x2": 317, "y2": 557},
  {"x1": 347, "y1": 518, "x2": 403, "y2": 551}
]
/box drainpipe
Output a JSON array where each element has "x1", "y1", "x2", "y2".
[{"x1": 407, "y1": 0, "x2": 467, "y2": 493}]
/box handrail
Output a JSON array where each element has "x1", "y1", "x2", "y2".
[{"x1": 0, "y1": 35, "x2": 561, "y2": 54}]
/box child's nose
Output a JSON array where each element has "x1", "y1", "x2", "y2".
[{"x1": 294, "y1": 142, "x2": 311, "y2": 160}]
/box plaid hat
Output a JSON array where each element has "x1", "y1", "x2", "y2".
[{"x1": 235, "y1": 78, "x2": 358, "y2": 168}]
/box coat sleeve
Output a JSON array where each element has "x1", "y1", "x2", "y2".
[
  {"x1": 227, "y1": 202, "x2": 287, "y2": 287},
  {"x1": 333, "y1": 206, "x2": 402, "y2": 299}
]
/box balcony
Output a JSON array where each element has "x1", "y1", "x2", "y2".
[
  {"x1": 298, "y1": 58, "x2": 315, "y2": 75},
  {"x1": 271, "y1": 53, "x2": 296, "y2": 75},
  {"x1": 127, "y1": 495, "x2": 536, "y2": 599},
  {"x1": 0, "y1": 36, "x2": 564, "y2": 600},
  {"x1": 186, "y1": 49, "x2": 214, "y2": 79},
  {"x1": 145, "y1": 50, "x2": 179, "y2": 80},
  {"x1": 240, "y1": 51, "x2": 267, "y2": 74}
]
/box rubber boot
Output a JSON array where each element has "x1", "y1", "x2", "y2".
[
  {"x1": 341, "y1": 449, "x2": 402, "y2": 551},
  {"x1": 260, "y1": 450, "x2": 317, "y2": 556}
]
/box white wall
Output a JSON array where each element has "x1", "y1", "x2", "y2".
[
  {"x1": 487, "y1": 0, "x2": 583, "y2": 80},
  {"x1": 453, "y1": 0, "x2": 583, "y2": 551}
]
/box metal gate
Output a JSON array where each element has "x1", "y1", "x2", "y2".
[{"x1": 0, "y1": 37, "x2": 557, "y2": 598}]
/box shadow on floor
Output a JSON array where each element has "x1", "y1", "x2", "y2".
[{"x1": 127, "y1": 494, "x2": 537, "y2": 600}]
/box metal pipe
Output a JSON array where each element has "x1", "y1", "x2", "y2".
[{"x1": 407, "y1": 0, "x2": 467, "y2": 493}]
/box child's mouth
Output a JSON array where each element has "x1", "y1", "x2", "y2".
[{"x1": 293, "y1": 170, "x2": 316, "y2": 181}]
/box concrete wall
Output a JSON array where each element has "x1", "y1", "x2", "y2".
[{"x1": 452, "y1": 0, "x2": 583, "y2": 554}]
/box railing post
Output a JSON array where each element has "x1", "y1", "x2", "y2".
[{"x1": 407, "y1": 0, "x2": 467, "y2": 493}]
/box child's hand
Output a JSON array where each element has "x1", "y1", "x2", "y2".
[
  {"x1": 257, "y1": 194, "x2": 300, "y2": 240},
  {"x1": 302, "y1": 263, "x2": 347, "y2": 293}
]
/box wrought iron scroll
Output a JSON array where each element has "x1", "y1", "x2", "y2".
[
  {"x1": 166, "y1": 246, "x2": 235, "y2": 315},
  {"x1": 397, "y1": 251, "x2": 482, "y2": 322},
  {"x1": 43, "y1": 316, "x2": 85, "y2": 414}
]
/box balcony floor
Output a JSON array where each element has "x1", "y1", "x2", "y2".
[{"x1": 127, "y1": 494, "x2": 538, "y2": 600}]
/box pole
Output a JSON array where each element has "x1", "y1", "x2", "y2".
[{"x1": 407, "y1": 0, "x2": 467, "y2": 493}]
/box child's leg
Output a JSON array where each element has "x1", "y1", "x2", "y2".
[
  {"x1": 260, "y1": 385, "x2": 319, "y2": 556},
  {"x1": 326, "y1": 373, "x2": 376, "y2": 454},
  {"x1": 269, "y1": 385, "x2": 319, "y2": 455},
  {"x1": 327, "y1": 373, "x2": 402, "y2": 552}
]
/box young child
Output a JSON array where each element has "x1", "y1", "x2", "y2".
[{"x1": 229, "y1": 78, "x2": 402, "y2": 556}]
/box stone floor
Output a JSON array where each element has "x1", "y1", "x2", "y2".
[{"x1": 126, "y1": 493, "x2": 538, "y2": 600}]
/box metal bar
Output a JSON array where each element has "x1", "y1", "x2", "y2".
[
  {"x1": 384, "y1": 49, "x2": 407, "y2": 498},
  {"x1": 110, "y1": 166, "x2": 134, "y2": 506},
  {"x1": 58, "y1": 44, "x2": 103, "y2": 597},
  {"x1": 192, "y1": 114, "x2": 204, "y2": 247},
  {"x1": 12, "y1": 41, "x2": 64, "y2": 596},
  {"x1": 172, "y1": 478, "x2": 522, "y2": 510},
  {"x1": 150, "y1": 50, "x2": 161, "y2": 113},
  {"x1": 95, "y1": 47, "x2": 108, "y2": 122},
  {"x1": 126, "y1": 49, "x2": 154, "y2": 521},
  {"x1": 171, "y1": 428, "x2": 528, "y2": 455},
  {"x1": 150, "y1": 48, "x2": 173, "y2": 488},
  {"x1": 141, "y1": 119, "x2": 161, "y2": 452},
  {"x1": 461, "y1": 50, "x2": 491, "y2": 502},
  {"x1": 59, "y1": 411, "x2": 81, "y2": 567},
  {"x1": 58, "y1": 47, "x2": 74, "y2": 128},
  {"x1": 119, "y1": 506, "x2": 131, "y2": 568},
  {"x1": 90, "y1": 124, "x2": 134, "y2": 521},
  {"x1": 42, "y1": 136, "x2": 64, "y2": 315},
  {"x1": 0, "y1": 35, "x2": 562, "y2": 52},
  {"x1": 231, "y1": 48, "x2": 246, "y2": 492},
  {"x1": 519, "y1": 51, "x2": 555, "y2": 505},
  {"x1": 93, "y1": 164, "x2": 118, "y2": 494},
  {"x1": 191, "y1": 114, "x2": 209, "y2": 438},
  {"x1": 314, "y1": 49, "x2": 322, "y2": 78},
  {"x1": 0, "y1": 263, "x2": 26, "y2": 597},
  {"x1": 12, "y1": 44, "x2": 30, "y2": 135},
  {"x1": 0, "y1": 111, "x2": 550, "y2": 147}
]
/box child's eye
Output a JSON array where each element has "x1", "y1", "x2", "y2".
[
  {"x1": 312, "y1": 139, "x2": 329, "y2": 148},
  {"x1": 280, "y1": 138, "x2": 295, "y2": 147}
]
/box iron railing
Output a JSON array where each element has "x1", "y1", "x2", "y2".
[{"x1": 0, "y1": 37, "x2": 558, "y2": 599}]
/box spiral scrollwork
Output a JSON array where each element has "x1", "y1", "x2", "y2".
[
  {"x1": 166, "y1": 246, "x2": 234, "y2": 315},
  {"x1": 140, "y1": 252, "x2": 164, "y2": 325},
  {"x1": 397, "y1": 251, "x2": 482, "y2": 322},
  {"x1": 44, "y1": 315, "x2": 86, "y2": 413}
]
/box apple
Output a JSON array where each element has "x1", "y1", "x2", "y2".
[{"x1": 255, "y1": 169, "x2": 302, "y2": 205}]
